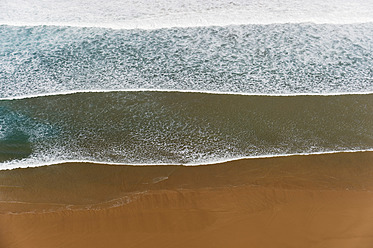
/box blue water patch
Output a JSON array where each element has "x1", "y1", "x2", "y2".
[{"x1": 0, "y1": 105, "x2": 58, "y2": 162}]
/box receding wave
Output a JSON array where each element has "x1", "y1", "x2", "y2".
[
  {"x1": 3, "y1": 89, "x2": 373, "y2": 102},
  {"x1": 1, "y1": 24, "x2": 373, "y2": 99},
  {"x1": 1, "y1": 0, "x2": 373, "y2": 30},
  {"x1": 1, "y1": 91, "x2": 372, "y2": 170}
]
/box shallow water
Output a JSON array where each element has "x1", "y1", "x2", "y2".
[{"x1": 0, "y1": 92, "x2": 372, "y2": 169}]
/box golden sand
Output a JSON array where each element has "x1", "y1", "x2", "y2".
[{"x1": 1, "y1": 151, "x2": 373, "y2": 248}]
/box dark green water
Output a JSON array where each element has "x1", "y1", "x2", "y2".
[{"x1": 1, "y1": 91, "x2": 372, "y2": 168}]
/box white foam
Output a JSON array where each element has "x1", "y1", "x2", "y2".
[
  {"x1": 1, "y1": 149, "x2": 372, "y2": 171},
  {"x1": 1, "y1": 88, "x2": 373, "y2": 101},
  {"x1": 1, "y1": 0, "x2": 373, "y2": 30},
  {"x1": 2, "y1": 22, "x2": 372, "y2": 100}
]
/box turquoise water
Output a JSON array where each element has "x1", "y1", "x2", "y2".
[{"x1": 1, "y1": 24, "x2": 373, "y2": 99}]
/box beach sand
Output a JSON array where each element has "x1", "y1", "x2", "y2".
[{"x1": 1, "y1": 151, "x2": 373, "y2": 248}]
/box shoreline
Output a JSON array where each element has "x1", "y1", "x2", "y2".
[
  {"x1": 1, "y1": 19, "x2": 373, "y2": 31},
  {"x1": 2, "y1": 149, "x2": 373, "y2": 170},
  {"x1": 1, "y1": 151, "x2": 373, "y2": 247},
  {"x1": 2, "y1": 87, "x2": 373, "y2": 101}
]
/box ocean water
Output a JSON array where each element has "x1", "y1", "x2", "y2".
[
  {"x1": 1, "y1": 0, "x2": 373, "y2": 169},
  {"x1": 2, "y1": 24, "x2": 373, "y2": 99}
]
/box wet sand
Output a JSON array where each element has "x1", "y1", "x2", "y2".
[{"x1": 1, "y1": 151, "x2": 373, "y2": 248}]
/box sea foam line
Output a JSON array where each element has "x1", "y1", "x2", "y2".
[
  {"x1": 2, "y1": 19, "x2": 373, "y2": 31},
  {"x1": 1, "y1": 89, "x2": 373, "y2": 101},
  {"x1": 1, "y1": 149, "x2": 373, "y2": 171}
]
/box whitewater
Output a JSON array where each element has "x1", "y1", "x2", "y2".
[
  {"x1": 1, "y1": 0, "x2": 373, "y2": 29},
  {"x1": 1, "y1": 23, "x2": 373, "y2": 99}
]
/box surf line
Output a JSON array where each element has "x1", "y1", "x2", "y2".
[
  {"x1": 1, "y1": 18, "x2": 373, "y2": 30},
  {"x1": 2, "y1": 88, "x2": 373, "y2": 101},
  {"x1": 1, "y1": 149, "x2": 373, "y2": 170}
]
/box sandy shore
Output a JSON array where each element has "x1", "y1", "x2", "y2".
[{"x1": 1, "y1": 151, "x2": 373, "y2": 248}]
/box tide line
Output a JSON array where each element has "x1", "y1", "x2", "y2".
[
  {"x1": 1, "y1": 88, "x2": 373, "y2": 101},
  {"x1": 1, "y1": 19, "x2": 373, "y2": 31},
  {"x1": 1, "y1": 149, "x2": 373, "y2": 171}
]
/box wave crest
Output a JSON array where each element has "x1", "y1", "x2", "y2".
[{"x1": 1, "y1": 0, "x2": 373, "y2": 29}]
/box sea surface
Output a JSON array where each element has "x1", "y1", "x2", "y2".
[{"x1": 1, "y1": 0, "x2": 373, "y2": 169}]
